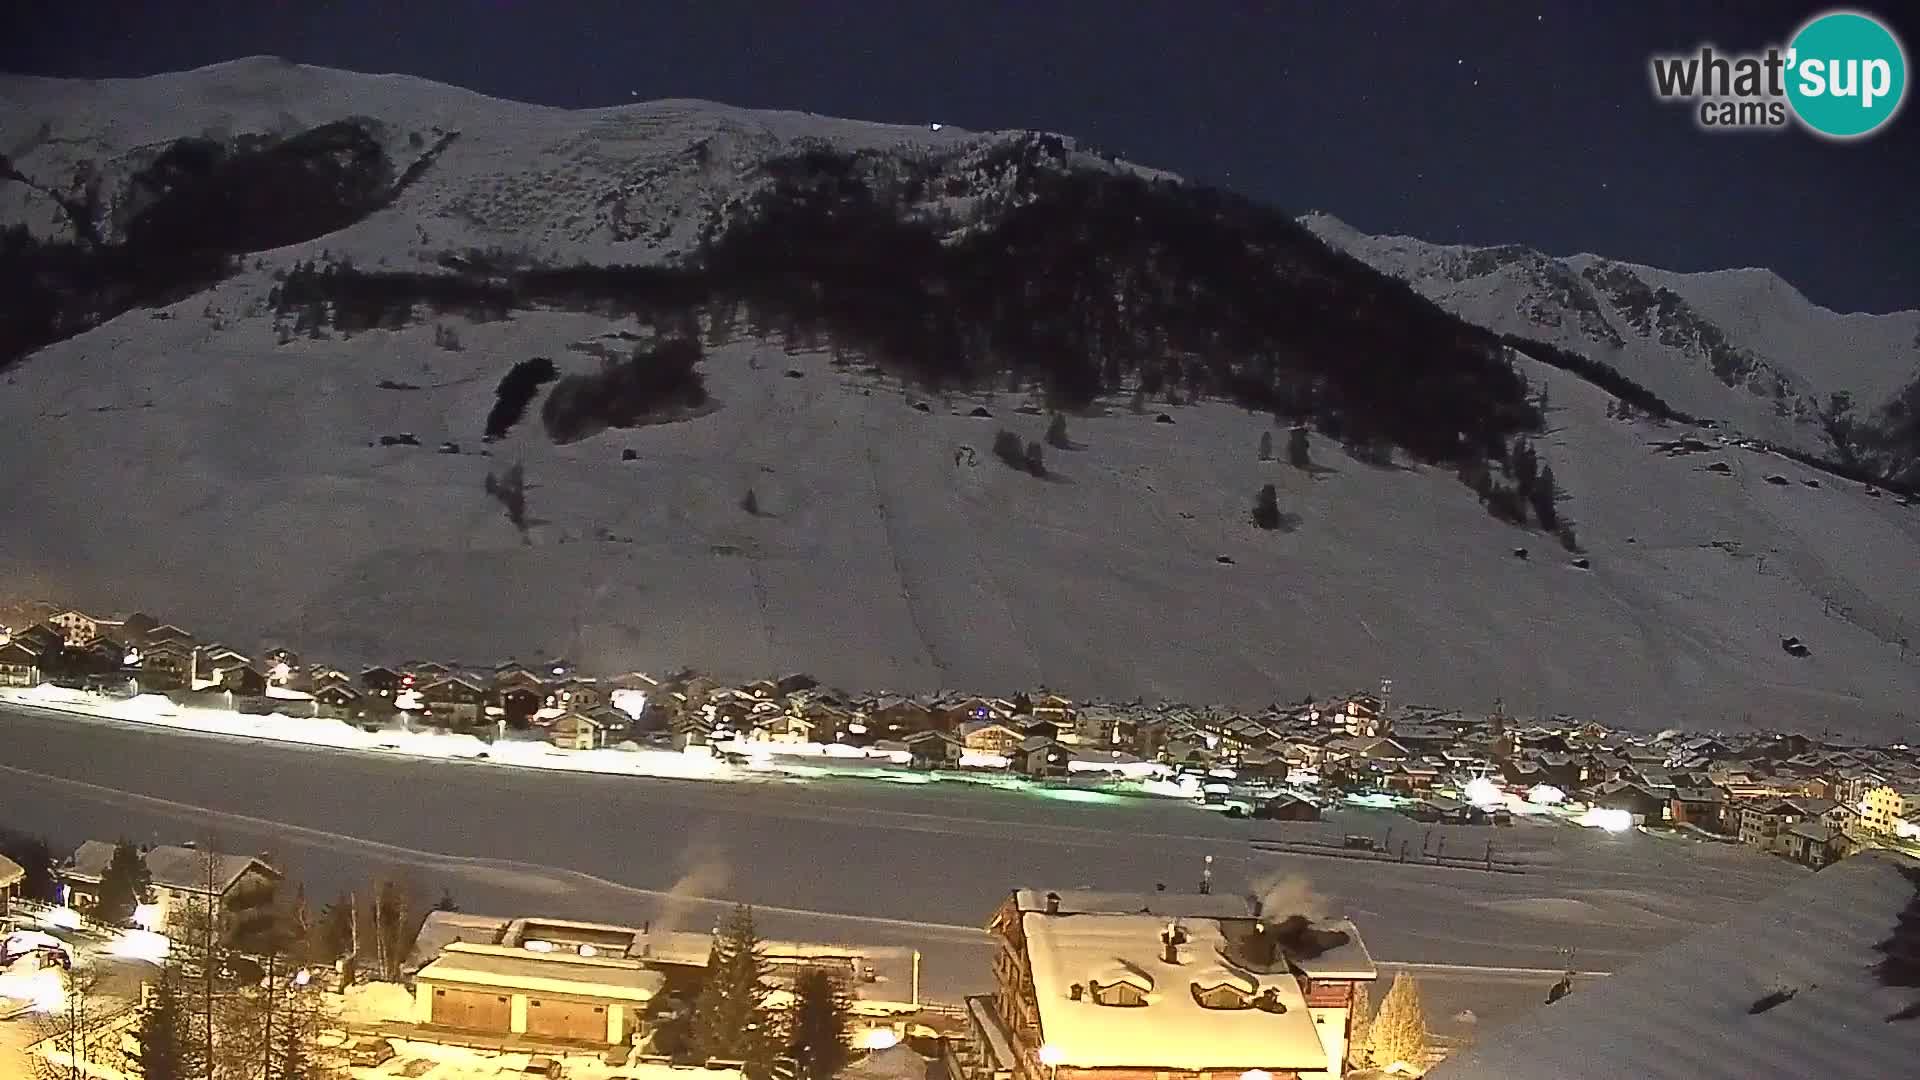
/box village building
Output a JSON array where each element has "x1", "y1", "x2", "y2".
[
  {"x1": 547, "y1": 709, "x2": 613, "y2": 751},
  {"x1": 1859, "y1": 783, "x2": 1920, "y2": 838},
  {"x1": 907, "y1": 730, "x2": 964, "y2": 769},
  {"x1": 959, "y1": 888, "x2": 1376, "y2": 1080},
  {"x1": 409, "y1": 914, "x2": 922, "y2": 1046},
  {"x1": 59, "y1": 841, "x2": 279, "y2": 933},
  {"x1": 47, "y1": 609, "x2": 124, "y2": 647},
  {"x1": 0, "y1": 853, "x2": 23, "y2": 923},
  {"x1": 0, "y1": 639, "x2": 43, "y2": 687},
  {"x1": 420, "y1": 675, "x2": 489, "y2": 727},
  {"x1": 963, "y1": 720, "x2": 1025, "y2": 758}
]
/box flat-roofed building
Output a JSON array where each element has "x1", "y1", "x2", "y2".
[{"x1": 960, "y1": 887, "x2": 1376, "y2": 1080}]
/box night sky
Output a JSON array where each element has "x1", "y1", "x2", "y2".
[{"x1": 4, "y1": 1, "x2": 1916, "y2": 313}]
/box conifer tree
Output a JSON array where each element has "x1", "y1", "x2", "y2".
[
  {"x1": 1367, "y1": 971, "x2": 1430, "y2": 1071},
  {"x1": 691, "y1": 904, "x2": 777, "y2": 1071},
  {"x1": 130, "y1": 969, "x2": 195, "y2": 1080},
  {"x1": 1046, "y1": 412, "x2": 1070, "y2": 450},
  {"x1": 1346, "y1": 980, "x2": 1373, "y2": 1069},
  {"x1": 786, "y1": 967, "x2": 852, "y2": 1080},
  {"x1": 1287, "y1": 425, "x2": 1311, "y2": 468},
  {"x1": 1024, "y1": 440, "x2": 1046, "y2": 477},
  {"x1": 1530, "y1": 465, "x2": 1559, "y2": 531},
  {"x1": 1258, "y1": 430, "x2": 1273, "y2": 461},
  {"x1": 1253, "y1": 484, "x2": 1281, "y2": 530},
  {"x1": 96, "y1": 840, "x2": 152, "y2": 926}
]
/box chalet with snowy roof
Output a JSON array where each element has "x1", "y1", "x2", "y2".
[
  {"x1": 1016, "y1": 736, "x2": 1073, "y2": 777},
  {"x1": 1253, "y1": 795, "x2": 1322, "y2": 822},
  {"x1": 0, "y1": 639, "x2": 43, "y2": 687},
  {"x1": 548, "y1": 708, "x2": 613, "y2": 751},
  {"x1": 962, "y1": 720, "x2": 1025, "y2": 758},
  {"x1": 61, "y1": 841, "x2": 279, "y2": 932},
  {"x1": 418, "y1": 675, "x2": 488, "y2": 726},
  {"x1": 908, "y1": 729, "x2": 965, "y2": 769},
  {"x1": 1588, "y1": 780, "x2": 1670, "y2": 824},
  {"x1": 964, "y1": 888, "x2": 1376, "y2": 1080}
]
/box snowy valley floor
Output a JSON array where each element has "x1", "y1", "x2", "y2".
[{"x1": 3, "y1": 700, "x2": 1802, "y2": 1049}]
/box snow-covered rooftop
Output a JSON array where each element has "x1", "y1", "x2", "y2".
[
  {"x1": 1012, "y1": 888, "x2": 1255, "y2": 919},
  {"x1": 1021, "y1": 911, "x2": 1330, "y2": 1072},
  {"x1": 1428, "y1": 850, "x2": 1920, "y2": 1080},
  {"x1": 414, "y1": 941, "x2": 665, "y2": 1004}
]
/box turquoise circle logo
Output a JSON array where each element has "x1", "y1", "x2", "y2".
[{"x1": 1786, "y1": 10, "x2": 1907, "y2": 138}]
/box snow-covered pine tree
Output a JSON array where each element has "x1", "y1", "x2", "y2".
[
  {"x1": 1346, "y1": 979, "x2": 1373, "y2": 1069},
  {"x1": 1367, "y1": 971, "x2": 1430, "y2": 1071},
  {"x1": 691, "y1": 904, "x2": 777, "y2": 1071}
]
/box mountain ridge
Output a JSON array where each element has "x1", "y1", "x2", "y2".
[{"x1": 3, "y1": 63, "x2": 1918, "y2": 735}]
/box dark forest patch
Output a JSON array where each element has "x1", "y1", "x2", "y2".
[
  {"x1": 484, "y1": 357, "x2": 559, "y2": 440},
  {"x1": 541, "y1": 338, "x2": 710, "y2": 444}
]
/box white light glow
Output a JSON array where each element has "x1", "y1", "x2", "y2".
[
  {"x1": 107, "y1": 929, "x2": 171, "y2": 965},
  {"x1": 36, "y1": 907, "x2": 82, "y2": 931},
  {"x1": 1464, "y1": 777, "x2": 1505, "y2": 809},
  {"x1": 523, "y1": 939, "x2": 555, "y2": 953},
  {"x1": 1241, "y1": 1071, "x2": 1273, "y2": 1080},
  {"x1": 858, "y1": 1027, "x2": 901, "y2": 1050},
  {"x1": 0, "y1": 969, "x2": 65, "y2": 1013},
  {"x1": 1527, "y1": 784, "x2": 1567, "y2": 806},
  {"x1": 1577, "y1": 807, "x2": 1634, "y2": 833},
  {"x1": 1038, "y1": 1045, "x2": 1064, "y2": 1067}
]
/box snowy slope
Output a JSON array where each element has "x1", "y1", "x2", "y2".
[
  {"x1": 5, "y1": 279, "x2": 1920, "y2": 734},
  {"x1": 1302, "y1": 212, "x2": 1920, "y2": 456},
  {"x1": 3, "y1": 62, "x2": 1920, "y2": 735},
  {"x1": 1427, "y1": 850, "x2": 1920, "y2": 1080}
]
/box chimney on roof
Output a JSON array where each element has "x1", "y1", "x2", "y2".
[
  {"x1": 1069, "y1": 983, "x2": 1084, "y2": 1001},
  {"x1": 1045, "y1": 891, "x2": 1061, "y2": 915},
  {"x1": 1160, "y1": 921, "x2": 1188, "y2": 964}
]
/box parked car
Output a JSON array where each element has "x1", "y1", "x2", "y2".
[{"x1": 346, "y1": 1037, "x2": 396, "y2": 1067}]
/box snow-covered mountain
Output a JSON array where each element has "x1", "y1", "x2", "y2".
[
  {"x1": 1302, "y1": 211, "x2": 1920, "y2": 468},
  {"x1": 4, "y1": 60, "x2": 1919, "y2": 736}
]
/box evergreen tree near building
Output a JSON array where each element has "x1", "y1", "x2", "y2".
[
  {"x1": 96, "y1": 839, "x2": 153, "y2": 926},
  {"x1": 1287, "y1": 425, "x2": 1312, "y2": 468},
  {"x1": 130, "y1": 968, "x2": 195, "y2": 1080},
  {"x1": 691, "y1": 904, "x2": 777, "y2": 1072},
  {"x1": 1367, "y1": 972, "x2": 1431, "y2": 1071},
  {"x1": 1252, "y1": 484, "x2": 1281, "y2": 530},
  {"x1": 786, "y1": 967, "x2": 853, "y2": 1080}
]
